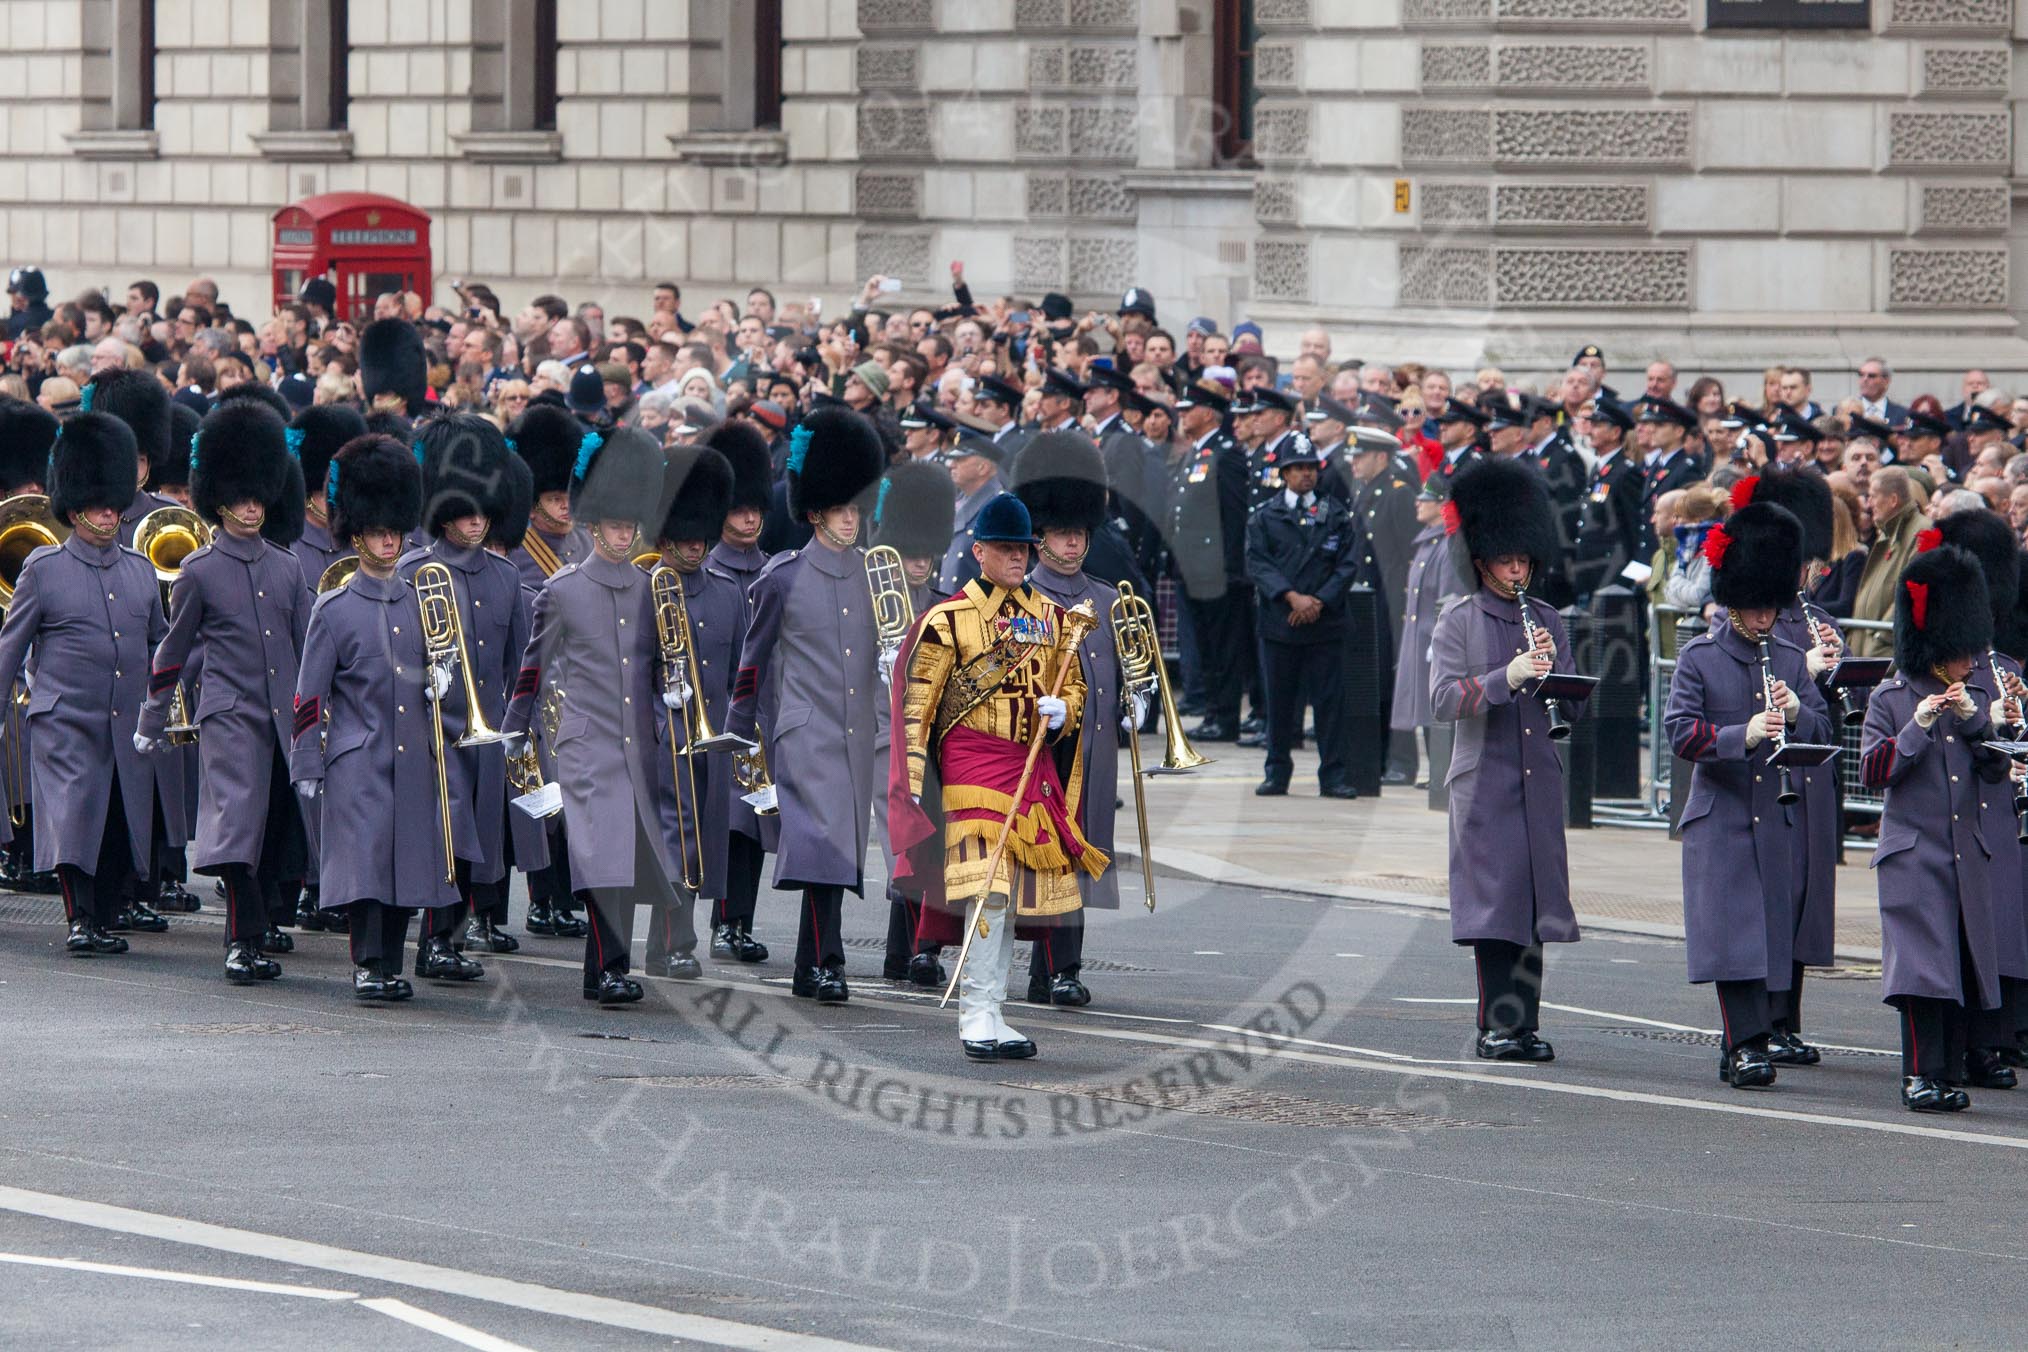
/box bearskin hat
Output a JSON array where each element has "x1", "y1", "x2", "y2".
[
  {"x1": 656, "y1": 445, "x2": 734, "y2": 545},
  {"x1": 570, "y1": 425, "x2": 663, "y2": 528},
  {"x1": 364, "y1": 409, "x2": 413, "y2": 444},
  {"x1": 0, "y1": 397, "x2": 58, "y2": 493},
  {"x1": 263, "y1": 453, "x2": 306, "y2": 548},
  {"x1": 1740, "y1": 468, "x2": 1832, "y2": 565},
  {"x1": 487, "y1": 450, "x2": 534, "y2": 553},
  {"x1": 1936, "y1": 508, "x2": 2019, "y2": 640},
  {"x1": 1895, "y1": 542, "x2": 1991, "y2": 677},
  {"x1": 360, "y1": 317, "x2": 428, "y2": 416},
  {"x1": 1447, "y1": 457, "x2": 1560, "y2": 590},
  {"x1": 414, "y1": 411, "x2": 513, "y2": 537},
  {"x1": 81, "y1": 368, "x2": 170, "y2": 474},
  {"x1": 787, "y1": 406, "x2": 884, "y2": 520},
  {"x1": 328, "y1": 434, "x2": 422, "y2": 543},
  {"x1": 157, "y1": 401, "x2": 200, "y2": 490},
  {"x1": 289, "y1": 404, "x2": 367, "y2": 507},
  {"x1": 47, "y1": 412, "x2": 137, "y2": 528},
  {"x1": 191, "y1": 399, "x2": 290, "y2": 526},
  {"x1": 509, "y1": 403, "x2": 582, "y2": 498},
  {"x1": 876, "y1": 459, "x2": 956, "y2": 560},
  {"x1": 1013, "y1": 430, "x2": 1109, "y2": 533},
  {"x1": 211, "y1": 379, "x2": 293, "y2": 423},
  {"x1": 1707, "y1": 501, "x2": 1802, "y2": 612},
  {"x1": 706, "y1": 419, "x2": 773, "y2": 513}
]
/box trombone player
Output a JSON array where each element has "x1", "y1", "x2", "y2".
[{"x1": 0, "y1": 398, "x2": 57, "y2": 895}]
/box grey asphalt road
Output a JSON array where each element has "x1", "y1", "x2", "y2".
[{"x1": 0, "y1": 874, "x2": 2024, "y2": 1352}]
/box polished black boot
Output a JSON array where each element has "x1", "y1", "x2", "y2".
[
  {"x1": 415, "y1": 935, "x2": 482, "y2": 981},
  {"x1": 158, "y1": 879, "x2": 201, "y2": 912},
  {"x1": 1050, "y1": 971, "x2": 1092, "y2": 1007},
  {"x1": 524, "y1": 899, "x2": 560, "y2": 936},
  {"x1": 352, "y1": 966, "x2": 393, "y2": 1001},
  {"x1": 589, "y1": 970, "x2": 642, "y2": 1005},
  {"x1": 551, "y1": 908, "x2": 589, "y2": 939},
  {"x1": 645, "y1": 952, "x2": 702, "y2": 979},
  {"x1": 1475, "y1": 1031, "x2": 1532, "y2": 1061},
  {"x1": 119, "y1": 899, "x2": 169, "y2": 933},
  {"x1": 791, "y1": 965, "x2": 819, "y2": 998},
  {"x1": 296, "y1": 894, "x2": 328, "y2": 932},
  {"x1": 1026, "y1": 970, "x2": 1052, "y2": 1004},
  {"x1": 65, "y1": 919, "x2": 98, "y2": 955},
  {"x1": 1253, "y1": 777, "x2": 1289, "y2": 797},
  {"x1": 1903, "y1": 1075, "x2": 1970, "y2": 1112},
  {"x1": 1964, "y1": 1047, "x2": 2018, "y2": 1089},
  {"x1": 224, "y1": 941, "x2": 277, "y2": 984},
  {"x1": 729, "y1": 926, "x2": 767, "y2": 962},
  {"x1": 1766, "y1": 1030, "x2": 1820, "y2": 1066},
  {"x1": 814, "y1": 968, "x2": 849, "y2": 1004},
  {"x1": 462, "y1": 917, "x2": 520, "y2": 954},
  {"x1": 258, "y1": 926, "x2": 294, "y2": 954},
  {"x1": 711, "y1": 923, "x2": 737, "y2": 959},
  {"x1": 906, "y1": 952, "x2": 945, "y2": 988},
  {"x1": 1719, "y1": 1045, "x2": 1777, "y2": 1088}
]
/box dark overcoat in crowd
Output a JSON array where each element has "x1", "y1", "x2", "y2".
[
  {"x1": 707, "y1": 537, "x2": 773, "y2": 852},
  {"x1": 1429, "y1": 589, "x2": 1588, "y2": 948},
  {"x1": 1665, "y1": 623, "x2": 1829, "y2": 985},
  {"x1": 1968, "y1": 654, "x2": 2028, "y2": 981},
  {"x1": 292, "y1": 569, "x2": 479, "y2": 909},
  {"x1": 1860, "y1": 673, "x2": 2004, "y2": 1009},
  {"x1": 1571, "y1": 449, "x2": 1645, "y2": 601},
  {"x1": 0, "y1": 534, "x2": 165, "y2": 874},
  {"x1": 1246, "y1": 491, "x2": 1360, "y2": 646},
  {"x1": 1168, "y1": 430, "x2": 1249, "y2": 602}
]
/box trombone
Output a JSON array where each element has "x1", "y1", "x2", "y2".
[
  {"x1": 650, "y1": 564, "x2": 706, "y2": 889},
  {"x1": 0, "y1": 494, "x2": 65, "y2": 826},
  {"x1": 133, "y1": 505, "x2": 210, "y2": 744},
  {"x1": 414, "y1": 561, "x2": 507, "y2": 881},
  {"x1": 1109, "y1": 581, "x2": 1211, "y2": 912},
  {"x1": 866, "y1": 544, "x2": 914, "y2": 684}
]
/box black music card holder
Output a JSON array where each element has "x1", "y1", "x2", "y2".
[
  {"x1": 1826, "y1": 656, "x2": 1891, "y2": 689},
  {"x1": 1769, "y1": 741, "x2": 1841, "y2": 769},
  {"x1": 1534, "y1": 673, "x2": 1599, "y2": 701}
]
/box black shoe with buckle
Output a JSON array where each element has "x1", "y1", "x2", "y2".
[
  {"x1": 525, "y1": 901, "x2": 560, "y2": 936},
  {"x1": 1720, "y1": 1045, "x2": 1777, "y2": 1088}
]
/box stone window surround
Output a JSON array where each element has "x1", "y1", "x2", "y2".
[
  {"x1": 67, "y1": 0, "x2": 160, "y2": 160},
  {"x1": 251, "y1": 0, "x2": 354, "y2": 162}
]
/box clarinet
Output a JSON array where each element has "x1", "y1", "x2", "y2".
[
  {"x1": 1755, "y1": 634, "x2": 1798, "y2": 806},
  {"x1": 1798, "y1": 591, "x2": 1861, "y2": 727},
  {"x1": 1514, "y1": 583, "x2": 1569, "y2": 741},
  {"x1": 1988, "y1": 650, "x2": 2028, "y2": 843}
]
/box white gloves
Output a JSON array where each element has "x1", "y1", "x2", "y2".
[
  {"x1": 1806, "y1": 644, "x2": 1830, "y2": 678},
  {"x1": 1037, "y1": 695, "x2": 1067, "y2": 731},
  {"x1": 424, "y1": 663, "x2": 452, "y2": 702},
  {"x1": 1915, "y1": 701, "x2": 1942, "y2": 730},
  {"x1": 131, "y1": 731, "x2": 157, "y2": 755},
  {"x1": 22, "y1": 669, "x2": 33, "y2": 693},
  {"x1": 1744, "y1": 709, "x2": 1782, "y2": 749},
  {"x1": 293, "y1": 779, "x2": 320, "y2": 802},
  {"x1": 1506, "y1": 648, "x2": 1549, "y2": 690},
  {"x1": 501, "y1": 731, "x2": 528, "y2": 757},
  {"x1": 662, "y1": 679, "x2": 691, "y2": 711},
  {"x1": 879, "y1": 648, "x2": 898, "y2": 686},
  {"x1": 1780, "y1": 684, "x2": 1800, "y2": 719},
  {"x1": 1128, "y1": 691, "x2": 1149, "y2": 731},
  {"x1": 1957, "y1": 687, "x2": 1979, "y2": 718}
]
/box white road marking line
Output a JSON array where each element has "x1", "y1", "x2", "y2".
[
  {"x1": 0, "y1": 1186, "x2": 896, "y2": 1352},
  {"x1": 1191, "y1": 950, "x2": 1223, "y2": 956},
  {"x1": 361, "y1": 1297, "x2": 539, "y2": 1352},
  {"x1": 1048, "y1": 1023, "x2": 2028, "y2": 1151},
  {"x1": 0, "y1": 1250, "x2": 357, "y2": 1299},
  {"x1": 1197, "y1": 1023, "x2": 1480, "y2": 1067}
]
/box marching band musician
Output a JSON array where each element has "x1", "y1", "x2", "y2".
[
  {"x1": 701, "y1": 420, "x2": 773, "y2": 965},
  {"x1": 889, "y1": 490, "x2": 1107, "y2": 1061},
  {"x1": 507, "y1": 404, "x2": 591, "y2": 941},
  {"x1": 1935, "y1": 508, "x2": 2028, "y2": 1084},
  {"x1": 502, "y1": 426, "x2": 676, "y2": 1007},
  {"x1": 0, "y1": 414, "x2": 163, "y2": 958},
  {"x1": 138, "y1": 400, "x2": 310, "y2": 985},
  {"x1": 481, "y1": 453, "x2": 553, "y2": 947},
  {"x1": 726, "y1": 407, "x2": 887, "y2": 1005},
  {"x1": 88, "y1": 368, "x2": 186, "y2": 931},
  {"x1": 402, "y1": 412, "x2": 529, "y2": 974},
  {"x1": 0, "y1": 399, "x2": 55, "y2": 894},
  {"x1": 293, "y1": 435, "x2": 481, "y2": 1001},
  {"x1": 1665, "y1": 498, "x2": 1829, "y2": 1089},
  {"x1": 1861, "y1": 541, "x2": 2011, "y2": 1112},
  {"x1": 648, "y1": 442, "x2": 739, "y2": 981},
  {"x1": 873, "y1": 457, "x2": 958, "y2": 989},
  {"x1": 1430, "y1": 458, "x2": 1589, "y2": 1062},
  {"x1": 280, "y1": 404, "x2": 367, "y2": 933},
  {"x1": 1016, "y1": 432, "x2": 1125, "y2": 1008}
]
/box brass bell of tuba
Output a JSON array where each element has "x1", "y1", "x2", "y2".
[
  {"x1": 0, "y1": 493, "x2": 67, "y2": 610},
  {"x1": 133, "y1": 504, "x2": 212, "y2": 744}
]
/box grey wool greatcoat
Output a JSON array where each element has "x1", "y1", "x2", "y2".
[
  {"x1": 1969, "y1": 654, "x2": 2028, "y2": 981},
  {"x1": 508, "y1": 522, "x2": 593, "y2": 591},
  {"x1": 1860, "y1": 674, "x2": 2005, "y2": 1010},
  {"x1": 1664, "y1": 623, "x2": 1830, "y2": 986},
  {"x1": 398, "y1": 539, "x2": 529, "y2": 886},
  {"x1": 140, "y1": 528, "x2": 309, "y2": 873},
  {"x1": 1771, "y1": 603, "x2": 1840, "y2": 967},
  {"x1": 651, "y1": 561, "x2": 742, "y2": 898},
  {"x1": 873, "y1": 575, "x2": 940, "y2": 882},
  {"x1": 291, "y1": 570, "x2": 480, "y2": 909},
  {"x1": 1029, "y1": 564, "x2": 1124, "y2": 911},
  {"x1": 1429, "y1": 589, "x2": 1589, "y2": 948},
  {"x1": 707, "y1": 539, "x2": 770, "y2": 850},
  {"x1": 501, "y1": 575, "x2": 550, "y2": 874},
  {"x1": 117, "y1": 487, "x2": 192, "y2": 848},
  {"x1": 0, "y1": 533, "x2": 165, "y2": 874},
  {"x1": 290, "y1": 516, "x2": 351, "y2": 592},
  {"x1": 727, "y1": 540, "x2": 885, "y2": 893},
  {"x1": 503, "y1": 551, "x2": 677, "y2": 891},
  {"x1": 1392, "y1": 523, "x2": 1460, "y2": 733}
]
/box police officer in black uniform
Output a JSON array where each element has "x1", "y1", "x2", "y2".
[
  {"x1": 1572, "y1": 396, "x2": 1644, "y2": 603},
  {"x1": 1168, "y1": 377, "x2": 1253, "y2": 743},
  {"x1": 1246, "y1": 434, "x2": 1360, "y2": 798}
]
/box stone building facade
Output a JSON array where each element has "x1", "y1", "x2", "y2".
[{"x1": 5, "y1": 0, "x2": 2027, "y2": 392}]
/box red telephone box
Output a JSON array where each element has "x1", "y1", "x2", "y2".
[{"x1": 271, "y1": 193, "x2": 433, "y2": 322}]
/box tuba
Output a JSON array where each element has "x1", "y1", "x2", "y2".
[
  {"x1": 1113, "y1": 581, "x2": 1211, "y2": 776},
  {"x1": 317, "y1": 556, "x2": 360, "y2": 593},
  {"x1": 733, "y1": 741, "x2": 778, "y2": 816},
  {"x1": 0, "y1": 493, "x2": 66, "y2": 610},
  {"x1": 865, "y1": 544, "x2": 915, "y2": 684},
  {"x1": 134, "y1": 505, "x2": 211, "y2": 744}
]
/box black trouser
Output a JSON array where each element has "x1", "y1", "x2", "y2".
[
  {"x1": 537, "y1": 815, "x2": 579, "y2": 915},
  {"x1": 56, "y1": 785, "x2": 133, "y2": 929},
  {"x1": 577, "y1": 820, "x2": 678, "y2": 981},
  {"x1": 466, "y1": 801, "x2": 516, "y2": 927},
  {"x1": 227, "y1": 744, "x2": 306, "y2": 935},
  {"x1": 1767, "y1": 960, "x2": 1807, "y2": 1035},
  {"x1": 422, "y1": 863, "x2": 464, "y2": 942},
  {"x1": 1715, "y1": 978, "x2": 1772, "y2": 1053},
  {"x1": 1895, "y1": 995, "x2": 1964, "y2": 1079},
  {"x1": 1261, "y1": 639, "x2": 1347, "y2": 787},
  {"x1": 647, "y1": 883, "x2": 698, "y2": 964},
  {"x1": 883, "y1": 888, "x2": 926, "y2": 978},
  {"x1": 2005, "y1": 974, "x2": 2028, "y2": 1043},
  {"x1": 348, "y1": 902, "x2": 412, "y2": 975},
  {"x1": 1185, "y1": 592, "x2": 1245, "y2": 728},
  {"x1": 714, "y1": 831, "x2": 764, "y2": 932},
  {"x1": 148, "y1": 790, "x2": 185, "y2": 892},
  {"x1": 796, "y1": 884, "x2": 845, "y2": 972},
  {"x1": 1030, "y1": 911, "x2": 1083, "y2": 982},
  {"x1": 1473, "y1": 940, "x2": 1543, "y2": 1034}
]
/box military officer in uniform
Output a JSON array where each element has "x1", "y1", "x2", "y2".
[
  {"x1": 0, "y1": 413, "x2": 165, "y2": 958},
  {"x1": 1033, "y1": 367, "x2": 1086, "y2": 441},
  {"x1": 139, "y1": 400, "x2": 310, "y2": 984},
  {"x1": 1303, "y1": 395, "x2": 1358, "y2": 506},
  {"x1": 1522, "y1": 394, "x2": 1586, "y2": 609},
  {"x1": 1391, "y1": 475, "x2": 1462, "y2": 785},
  {"x1": 1433, "y1": 398, "x2": 1487, "y2": 480},
  {"x1": 1638, "y1": 396, "x2": 1702, "y2": 554},
  {"x1": 1167, "y1": 377, "x2": 1252, "y2": 744},
  {"x1": 1244, "y1": 388, "x2": 1311, "y2": 508},
  {"x1": 1571, "y1": 396, "x2": 1643, "y2": 604},
  {"x1": 900, "y1": 399, "x2": 957, "y2": 464},
  {"x1": 974, "y1": 373, "x2": 1029, "y2": 464},
  {"x1": 1085, "y1": 363, "x2": 1165, "y2": 568},
  {"x1": 1346, "y1": 425, "x2": 1421, "y2": 784},
  {"x1": 938, "y1": 434, "x2": 1007, "y2": 596}
]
